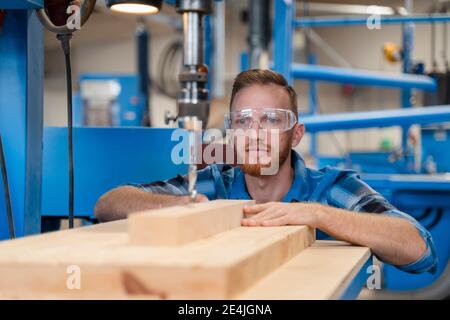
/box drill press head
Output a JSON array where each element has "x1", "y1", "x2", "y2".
[{"x1": 176, "y1": 0, "x2": 213, "y2": 129}]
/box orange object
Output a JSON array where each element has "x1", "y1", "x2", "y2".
[{"x1": 383, "y1": 42, "x2": 402, "y2": 63}]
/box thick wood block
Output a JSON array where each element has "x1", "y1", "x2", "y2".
[
  {"x1": 0, "y1": 218, "x2": 315, "y2": 299},
  {"x1": 238, "y1": 241, "x2": 371, "y2": 300},
  {"x1": 129, "y1": 199, "x2": 254, "y2": 246}
]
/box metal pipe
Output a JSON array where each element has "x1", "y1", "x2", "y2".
[
  {"x1": 212, "y1": 0, "x2": 225, "y2": 98},
  {"x1": 136, "y1": 19, "x2": 151, "y2": 126},
  {"x1": 400, "y1": 0, "x2": 414, "y2": 163},
  {"x1": 272, "y1": 0, "x2": 294, "y2": 84},
  {"x1": 300, "y1": 105, "x2": 450, "y2": 133},
  {"x1": 294, "y1": 13, "x2": 450, "y2": 28},
  {"x1": 248, "y1": 0, "x2": 270, "y2": 69},
  {"x1": 291, "y1": 63, "x2": 436, "y2": 91},
  {"x1": 183, "y1": 11, "x2": 202, "y2": 66}
]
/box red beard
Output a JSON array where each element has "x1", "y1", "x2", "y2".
[{"x1": 239, "y1": 143, "x2": 291, "y2": 176}]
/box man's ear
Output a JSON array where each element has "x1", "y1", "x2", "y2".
[{"x1": 291, "y1": 123, "x2": 305, "y2": 148}]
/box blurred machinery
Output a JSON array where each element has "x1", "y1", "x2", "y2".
[
  {"x1": 0, "y1": 0, "x2": 216, "y2": 237},
  {"x1": 261, "y1": 0, "x2": 450, "y2": 298},
  {"x1": 1, "y1": 0, "x2": 450, "y2": 299},
  {"x1": 75, "y1": 74, "x2": 147, "y2": 127}
]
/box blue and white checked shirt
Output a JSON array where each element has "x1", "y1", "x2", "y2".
[{"x1": 133, "y1": 150, "x2": 438, "y2": 274}]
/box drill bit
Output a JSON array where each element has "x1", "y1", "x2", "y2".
[
  {"x1": 188, "y1": 128, "x2": 198, "y2": 202},
  {"x1": 179, "y1": 116, "x2": 202, "y2": 203}
]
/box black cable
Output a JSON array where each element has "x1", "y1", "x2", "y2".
[
  {"x1": 425, "y1": 207, "x2": 444, "y2": 230},
  {"x1": 415, "y1": 207, "x2": 433, "y2": 222},
  {"x1": 57, "y1": 33, "x2": 74, "y2": 229},
  {"x1": 315, "y1": 99, "x2": 353, "y2": 167},
  {"x1": 0, "y1": 135, "x2": 15, "y2": 239},
  {"x1": 431, "y1": 22, "x2": 437, "y2": 71}
]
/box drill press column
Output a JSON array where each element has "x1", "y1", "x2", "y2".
[{"x1": 176, "y1": 0, "x2": 213, "y2": 200}]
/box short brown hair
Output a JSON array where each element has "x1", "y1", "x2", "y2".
[{"x1": 230, "y1": 69, "x2": 298, "y2": 116}]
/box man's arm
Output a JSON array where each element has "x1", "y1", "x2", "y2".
[
  {"x1": 94, "y1": 186, "x2": 208, "y2": 222},
  {"x1": 242, "y1": 202, "x2": 426, "y2": 266}
]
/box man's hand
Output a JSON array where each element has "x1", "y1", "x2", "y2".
[{"x1": 242, "y1": 202, "x2": 321, "y2": 227}]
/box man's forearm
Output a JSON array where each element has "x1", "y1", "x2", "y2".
[
  {"x1": 94, "y1": 186, "x2": 193, "y2": 222},
  {"x1": 314, "y1": 204, "x2": 427, "y2": 266}
]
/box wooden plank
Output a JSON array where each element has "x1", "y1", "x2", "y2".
[
  {"x1": 129, "y1": 200, "x2": 254, "y2": 246},
  {"x1": 0, "y1": 211, "x2": 315, "y2": 299},
  {"x1": 238, "y1": 241, "x2": 371, "y2": 300}
]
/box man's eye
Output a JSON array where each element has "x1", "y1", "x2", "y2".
[
  {"x1": 234, "y1": 117, "x2": 248, "y2": 124},
  {"x1": 264, "y1": 114, "x2": 280, "y2": 123}
]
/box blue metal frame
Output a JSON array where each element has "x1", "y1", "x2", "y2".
[
  {"x1": 1, "y1": 0, "x2": 43, "y2": 9},
  {"x1": 41, "y1": 127, "x2": 188, "y2": 218},
  {"x1": 273, "y1": 0, "x2": 441, "y2": 166},
  {"x1": 301, "y1": 105, "x2": 450, "y2": 133},
  {"x1": 294, "y1": 14, "x2": 450, "y2": 28},
  {"x1": 272, "y1": 0, "x2": 294, "y2": 84},
  {"x1": 291, "y1": 64, "x2": 436, "y2": 91},
  {"x1": 0, "y1": 8, "x2": 44, "y2": 240},
  {"x1": 339, "y1": 256, "x2": 373, "y2": 300},
  {"x1": 400, "y1": 9, "x2": 415, "y2": 165}
]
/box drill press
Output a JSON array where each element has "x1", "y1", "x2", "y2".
[{"x1": 175, "y1": 0, "x2": 213, "y2": 201}]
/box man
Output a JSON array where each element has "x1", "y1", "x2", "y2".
[{"x1": 95, "y1": 69, "x2": 437, "y2": 274}]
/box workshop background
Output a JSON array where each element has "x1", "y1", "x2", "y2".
[{"x1": 1, "y1": 0, "x2": 450, "y2": 299}]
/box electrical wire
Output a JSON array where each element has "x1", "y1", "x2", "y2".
[
  {"x1": 315, "y1": 99, "x2": 353, "y2": 167},
  {"x1": 415, "y1": 207, "x2": 433, "y2": 221},
  {"x1": 0, "y1": 135, "x2": 15, "y2": 239},
  {"x1": 57, "y1": 33, "x2": 75, "y2": 229},
  {"x1": 426, "y1": 207, "x2": 444, "y2": 230}
]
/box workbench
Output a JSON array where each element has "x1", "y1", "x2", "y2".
[{"x1": 0, "y1": 200, "x2": 372, "y2": 300}]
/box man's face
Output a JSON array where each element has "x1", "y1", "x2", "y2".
[{"x1": 229, "y1": 84, "x2": 303, "y2": 176}]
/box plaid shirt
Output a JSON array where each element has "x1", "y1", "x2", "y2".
[{"x1": 133, "y1": 151, "x2": 437, "y2": 274}]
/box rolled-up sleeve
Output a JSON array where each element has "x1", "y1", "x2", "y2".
[
  {"x1": 128, "y1": 174, "x2": 189, "y2": 195},
  {"x1": 381, "y1": 209, "x2": 438, "y2": 274},
  {"x1": 126, "y1": 164, "x2": 236, "y2": 200},
  {"x1": 326, "y1": 172, "x2": 438, "y2": 274}
]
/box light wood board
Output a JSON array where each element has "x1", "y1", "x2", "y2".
[
  {"x1": 129, "y1": 200, "x2": 254, "y2": 246},
  {"x1": 0, "y1": 202, "x2": 315, "y2": 299},
  {"x1": 238, "y1": 241, "x2": 371, "y2": 300}
]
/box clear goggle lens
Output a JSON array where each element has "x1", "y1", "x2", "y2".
[{"x1": 224, "y1": 108, "x2": 297, "y2": 132}]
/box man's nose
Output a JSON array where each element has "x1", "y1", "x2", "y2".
[{"x1": 249, "y1": 120, "x2": 263, "y2": 131}]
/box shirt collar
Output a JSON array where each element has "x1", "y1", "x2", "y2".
[{"x1": 229, "y1": 150, "x2": 308, "y2": 202}]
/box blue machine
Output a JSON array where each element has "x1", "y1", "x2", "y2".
[
  {"x1": 0, "y1": 1, "x2": 44, "y2": 239},
  {"x1": 270, "y1": 0, "x2": 450, "y2": 293},
  {"x1": 41, "y1": 127, "x2": 187, "y2": 219},
  {"x1": 74, "y1": 74, "x2": 147, "y2": 127},
  {"x1": 0, "y1": 1, "x2": 191, "y2": 239}
]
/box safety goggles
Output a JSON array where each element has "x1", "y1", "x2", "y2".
[{"x1": 224, "y1": 108, "x2": 298, "y2": 132}]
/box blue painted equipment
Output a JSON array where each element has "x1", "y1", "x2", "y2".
[
  {"x1": 41, "y1": 127, "x2": 188, "y2": 219},
  {"x1": 362, "y1": 174, "x2": 450, "y2": 291},
  {"x1": 1, "y1": 0, "x2": 43, "y2": 9},
  {"x1": 0, "y1": 3, "x2": 44, "y2": 239},
  {"x1": 76, "y1": 74, "x2": 147, "y2": 127},
  {"x1": 301, "y1": 105, "x2": 450, "y2": 133},
  {"x1": 272, "y1": 0, "x2": 450, "y2": 294},
  {"x1": 291, "y1": 63, "x2": 436, "y2": 91},
  {"x1": 421, "y1": 126, "x2": 450, "y2": 173},
  {"x1": 294, "y1": 14, "x2": 450, "y2": 28}
]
